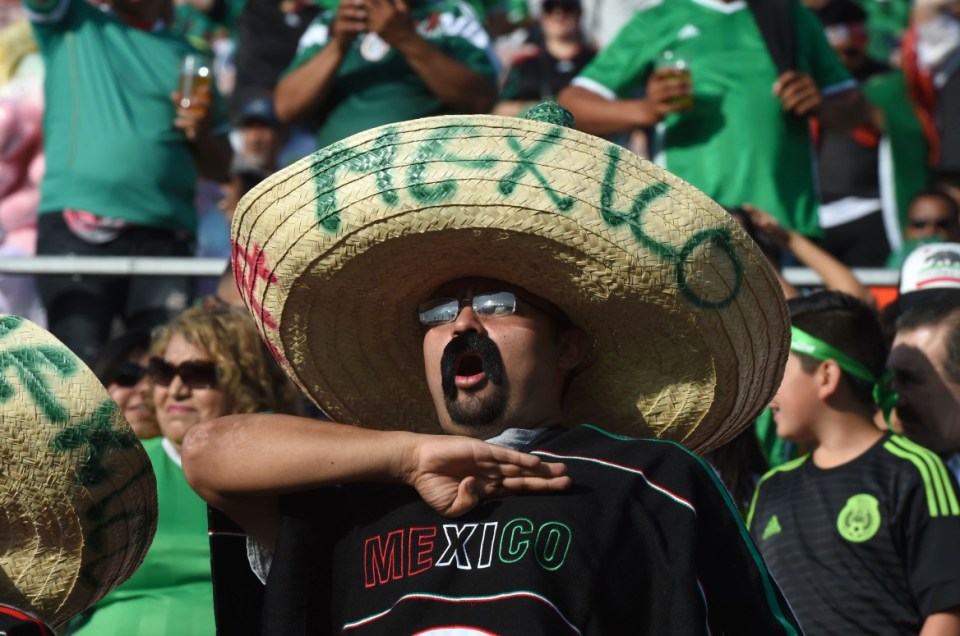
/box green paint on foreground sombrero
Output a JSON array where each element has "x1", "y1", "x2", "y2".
[{"x1": 231, "y1": 103, "x2": 790, "y2": 454}]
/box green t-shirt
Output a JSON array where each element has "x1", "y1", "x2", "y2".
[
  {"x1": 287, "y1": 0, "x2": 497, "y2": 147},
  {"x1": 856, "y1": 0, "x2": 911, "y2": 64},
  {"x1": 25, "y1": 0, "x2": 229, "y2": 233},
  {"x1": 572, "y1": 0, "x2": 853, "y2": 237},
  {"x1": 68, "y1": 438, "x2": 215, "y2": 635}
]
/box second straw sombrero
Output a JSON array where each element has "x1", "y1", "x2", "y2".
[
  {"x1": 0, "y1": 315, "x2": 157, "y2": 626},
  {"x1": 231, "y1": 103, "x2": 789, "y2": 452}
]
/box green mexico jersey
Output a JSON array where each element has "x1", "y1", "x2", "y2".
[
  {"x1": 25, "y1": 0, "x2": 228, "y2": 233},
  {"x1": 573, "y1": 0, "x2": 854, "y2": 236},
  {"x1": 287, "y1": 0, "x2": 497, "y2": 148}
]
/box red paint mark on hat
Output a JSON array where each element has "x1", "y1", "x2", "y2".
[{"x1": 232, "y1": 240, "x2": 285, "y2": 363}]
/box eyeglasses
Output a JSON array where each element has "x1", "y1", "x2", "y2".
[
  {"x1": 148, "y1": 357, "x2": 221, "y2": 389},
  {"x1": 111, "y1": 362, "x2": 146, "y2": 388},
  {"x1": 418, "y1": 291, "x2": 518, "y2": 326},
  {"x1": 909, "y1": 218, "x2": 953, "y2": 230}
]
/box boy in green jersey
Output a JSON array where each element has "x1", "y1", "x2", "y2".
[
  {"x1": 558, "y1": 0, "x2": 869, "y2": 238},
  {"x1": 748, "y1": 290, "x2": 960, "y2": 633}
]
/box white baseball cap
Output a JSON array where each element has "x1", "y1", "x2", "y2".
[{"x1": 898, "y1": 242, "x2": 960, "y2": 308}]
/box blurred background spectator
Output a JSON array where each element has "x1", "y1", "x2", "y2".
[
  {"x1": 24, "y1": 0, "x2": 233, "y2": 363},
  {"x1": 493, "y1": 0, "x2": 594, "y2": 115},
  {"x1": 274, "y1": 0, "x2": 498, "y2": 148},
  {"x1": 558, "y1": 0, "x2": 870, "y2": 241},
  {"x1": 812, "y1": 0, "x2": 893, "y2": 266}
]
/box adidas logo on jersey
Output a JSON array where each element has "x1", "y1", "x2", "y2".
[
  {"x1": 762, "y1": 515, "x2": 782, "y2": 540},
  {"x1": 677, "y1": 24, "x2": 700, "y2": 40}
]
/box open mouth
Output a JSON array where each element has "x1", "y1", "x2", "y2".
[{"x1": 455, "y1": 352, "x2": 484, "y2": 377}]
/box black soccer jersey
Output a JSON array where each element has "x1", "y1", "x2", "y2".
[
  {"x1": 261, "y1": 424, "x2": 801, "y2": 635},
  {"x1": 748, "y1": 433, "x2": 960, "y2": 634}
]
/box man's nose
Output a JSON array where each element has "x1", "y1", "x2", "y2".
[{"x1": 452, "y1": 304, "x2": 487, "y2": 335}]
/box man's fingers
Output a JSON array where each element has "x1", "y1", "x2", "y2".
[
  {"x1": 773, "y1": 70, "x2": 799, "y2": 95},
  {"x1": 501, "y1": 475, "x2": 572, "y2": 491}
]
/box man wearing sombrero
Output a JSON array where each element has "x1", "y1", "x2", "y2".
[{"x1": 183, "y1": 103, "x2": 802, "y2": 634}]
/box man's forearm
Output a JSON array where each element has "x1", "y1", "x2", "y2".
[
  {"x1": 274, "y1": 43, "x2": 348, "y2": 123},
  {"x1": 393, "y1": 34, "x2": 495, "y2": 113},
  {"x1": 183, "y1": 414, "x2": 417, "y2": 501},
  {"x1": 919, "y1": 607, "x2": 960, "y2": 635},
  {"x1": 556, "y1": 86, "x2": 653, "y2": 135},
  {"x1": 817, "y1": 88, "x2": 871, "y2": 133}
]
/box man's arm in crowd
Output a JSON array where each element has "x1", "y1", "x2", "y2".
[
  {"x1": 274, "y1": 0, "x2": 365, "y2": 123},
  {"x1": 744, "y1": 204, "x2": 876, "y2": 307},
  {"x1": 366, "y1": 0, "x2": 495, "y2": 113},
  {"x1": 172, "y1": 85, "x2": 233, "y2": 181},
  {"x1": 557, "y1": 68, "x2": 690, "y2": 136},
  {"x1": 181, "y1": 413, "x2": 571, "y2": 552}
]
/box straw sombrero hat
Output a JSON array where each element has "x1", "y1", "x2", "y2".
[
  {"x1": 0, "y1": 315, "x2": 157, "y2": 626},
  {"x1": 231, "y1": 103, "x2": 789, "y2": 452}
]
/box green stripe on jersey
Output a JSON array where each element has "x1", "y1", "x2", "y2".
[
  {"x1": 746, "y1": 455, "x2": 810, "y2": 530},
  {"x1": 883, "y1": 438, "x2": 957, "y2": 517},
  {"x1": 889, "y1": 436, "x2": 960, "y2": 516}
]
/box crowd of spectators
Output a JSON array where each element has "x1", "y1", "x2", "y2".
[{"x1": 2, "y1": 0, "x2": 960, "y2": 630}]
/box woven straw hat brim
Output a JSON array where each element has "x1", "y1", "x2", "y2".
[
  {"x1": 0, "y1": 316, "x2": 157, "y2": 626},
  {"x1": 232, "y1": 113, "x2": 789, "y2": 452}
]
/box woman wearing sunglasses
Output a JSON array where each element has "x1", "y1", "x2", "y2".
[
  {"x1": 68, "y1": 305, "x2": 302, "y2": 635},
  {"x1": 90, "y1": 328, "x2": 159, "y2": 440}
]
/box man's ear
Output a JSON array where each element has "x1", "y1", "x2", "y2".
[{"x1": 557, "y1": 328, "x2": 588, "y2": 371}]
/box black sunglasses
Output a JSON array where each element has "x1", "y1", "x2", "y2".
[
  {"x1": 111, "y1": 362, "x2": 147, "y2": 388},
  {"x1": 909, "y1": 218, "x2": 953, "y2": 230},
  {"x1": 148, "y1": 357, "x2": 221, "y2": 389}
]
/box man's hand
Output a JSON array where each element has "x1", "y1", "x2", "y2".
[
  {"x1": 401, "y1": 436, "x2": 571, "y2": 518},
  {"x1": 365, "y1": 0, "x2": 416, "y2": 48},
  {"x1": 172, "y1": 84, "x2": 213, "y2": 142},
  {"x1": 888, "y1": 344, "x2": 960, "y2": 453},
  {"x1": 773, "y1": 70, "x2": 821, "y2": 117},
  {"x1": 743, "y1": 203, "x2": 791, "y2": 247},
  {"x1": 641, "y1": 68, "x2": 693, "y2": 123},
  {"x1": 331, "y1": 0, "x2": 367, "y2": 52}
]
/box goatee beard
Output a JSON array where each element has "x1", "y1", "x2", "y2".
[{"x1": 439, "y1": 332, "x2": 507, "y2": 428}]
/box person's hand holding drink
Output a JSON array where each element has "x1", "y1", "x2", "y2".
[
  {"x1": 641, "y1": 50, "x2": 693, "y2": 123},
  {"x1": 172, "y1": 54, "x2": 212, "y2": 142}
]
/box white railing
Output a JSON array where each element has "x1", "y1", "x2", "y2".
[{"x1": 0, "y1": 257, "x2": 903, "y2": 287}]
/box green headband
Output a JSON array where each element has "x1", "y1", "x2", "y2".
[{"x1": 789, "y1": 326, "x2": 896, "y2": 420}]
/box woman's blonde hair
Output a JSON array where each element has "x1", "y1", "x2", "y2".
[{"x1": 150, "y1": 305, "x2": 302, "y2": 415}]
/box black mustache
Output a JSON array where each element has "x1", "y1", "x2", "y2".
[{"x1": 440, "y1": 332, "x2": 505, "y2": 400}]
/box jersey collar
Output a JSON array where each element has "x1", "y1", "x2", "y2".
[{"x1": 690, "y1": 0, "x2": 747, "y2": 14}]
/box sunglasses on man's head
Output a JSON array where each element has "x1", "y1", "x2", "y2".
[
  {"x1": 148, "y1": 357, "x2": 221, "y2": 389},
  {"x1": 418, "y1": 291, "x2": 518, "y2": 326},
  {"x1": 111, "y1": 362, "x2": 147, "y2": 388}
]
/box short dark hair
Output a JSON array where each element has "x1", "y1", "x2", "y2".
[
  {"x1": 91, "y1": 328, "x2": 153, "y2": 385},
  {"x1": 896, "y1": 302, "x2": 960, "y2": 383},
  {"x1": 788, "y1": 291, "x2": 887, "y2": 406},
  {"x1": 909, "y1": 189, "x2": 960, "y2": 223},
  {"x1": 816, "y1": 0, "x2": 867, "y2": 26}
]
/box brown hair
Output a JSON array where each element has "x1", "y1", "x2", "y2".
[{"x1": 150, "y1": 305, "x2": 303, "y2": 416}]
